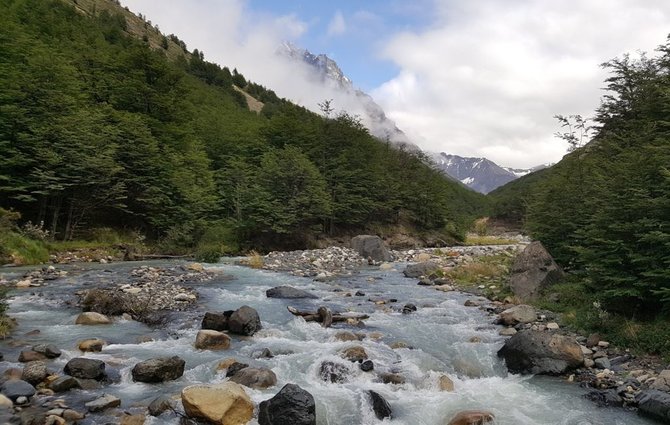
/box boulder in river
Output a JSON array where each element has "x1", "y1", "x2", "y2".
[
  {"x1": 498, "y1": 304, "x2": 537, "y2": 325},
  {"x1": 497, "y1": 330, "x2": 583, "y2": 375},
  {"x1": 131, "y1": 356, "x2": 185, "y2": 383},
  {"x1": 229, "y1": 367, "x2": 277, "y2": 389},
  {"x1": 258, "y1": 383, "x2": 316, "y2": 425},
  {"x1": 195, "y1": 330, "x2": 231, "y2": 350},
  {"x1": 228, "y1": 305, "x2": 262, "y2": 336},
  {"x1": 148, "y1": 394, "x2": 175, "y2": 416},
  {"x1": 447, "y1": 410, "x2": 495, "y2": 425},
  {"x1": 350, "y1": 235, "x2": 393, "y2": 262},
  {"x1": 85, "y1": 394, "x2": 121, "y2": 412},
  {"x1": 340, "y1": 346, "x2": 368, "y2": 362},
  {"x1": 64, "y1": 358, "x2": 106, "y2": 380},
  {"x1": 368, "y1": 390, "x2": 392, "y2": 420},
  {"x1": 75, "y1": 312, "x2": 112, "y2": 325},
  {"x1": 48, "y1": 376, "x2": 81, "y2": 393},
  {"x1": 0, "y1": 380, "x2": 36, "y2": 402},
  {"x1": 201, "y1": 311, "x2": 231, "y2": 331},
  {"x1": 636, "y1": 390, "x2": 670, "y2": 423},
  {"x1": 402, "y1": 261, "x2": 440, "y2": 278},
  {"x1": 18, "y1": 350, "x2": 47, "y2": 363},
  {"x1": 78, "y1": 338, "x2": 106, "y2": 352},
  {"x1": 21, "y1": 361, "x2": 47, "y2": 385},
  {"x1": 266, "y1": 286, "x2": 318, "y2": 299},
  {"x1": 508, "y1": 241, "x2": 564, "y2": 301},
  {"x1": 181, "y1": 382, "x2": 253, "y2": 425},
  {"x1": 32, "y1": 344, "x2": 61, "y2": 359}
]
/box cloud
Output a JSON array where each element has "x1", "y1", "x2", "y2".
[
  {"x1": 373, "y1": 0, "x2": 670, "y2": 167},
  {"x1": 327, "y1": 11, "x2": 346, "y2": 37}
]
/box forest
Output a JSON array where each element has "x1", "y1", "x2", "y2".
[{"x1": 0, "y1": 0, "x2": 486, "y2": 263}]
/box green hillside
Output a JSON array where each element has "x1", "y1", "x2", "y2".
[{"x1": 0, "y1": 0, "x2": 487, "y2": 262}]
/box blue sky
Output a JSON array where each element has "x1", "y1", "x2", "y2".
[
  {"x1": 123, "y1": 0, "x2": 670, "y2": 168},
  {"x1": 245, "y1": 0, "x2": 432, "y2": 91}
]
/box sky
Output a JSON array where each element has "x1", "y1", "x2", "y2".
[{"x1": 122, "y1": 0, "x2": 670, "y2": 168}]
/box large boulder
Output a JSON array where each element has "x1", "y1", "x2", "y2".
[
  {"x1": 402, "y1": 261, "x2": 440, "y2": 278},
  {"x1": 0, "y1": 380, "x2": 36, "y2": 402},
  {"x1": 350, "y1": 235, "x2": 393, "y2": 262},
  {"x1": 131, "y1": 356, "x2": 185, "y2": 383},
  {"x1": 498, "y1": 304, "x2": 537, "y2": 325},
  {"x1": 229, "y1": 367, "x2": 277, "y2": 389},
  {"x1": 181, "y1": 382, "x2": 253, "y2": 425},
  {"x1": 508, "y1": 241, "x2": 564, "y2": 300},
  {"x1": 258, "y1": 383, "x2": 316, "y2": 425},
  {"x1": 266, "y1": 286, "x2": 318, "y2": 299},
  {"x1": 636, "y1": 390, "x2": 670, "y2": 423},
  {"x1": 75, "y1": 312, "x2": 112, "y2": 325},
  {"x1": 228, "y1": 306, "x2": 262, "y2": 336},
  {"x1": 201, "y1": 311, "x2": 231, "y2": 331},
  {"x1": 447, "y1": 410, "x2": 495, "y2": 425},
  {"x1": 368, "y1": 390, "x2": 392, "y2": 420},
  {"x1": 195, "y1": 330, "x2": 231, "y2": 350},
  {"x1": 64, "y1": 358, "x2": 106, "y2": 380},
  {"x1": 497, "y1": 330, "x2": 583, "y2": 375}
]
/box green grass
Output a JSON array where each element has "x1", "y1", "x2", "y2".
[
  {"x1": 0, "y1": 232, "x2": 50, "y2": 265},
  {"x1": 464, "y1": 234, "x2": 519, "y2": 246},
  {"x1": 444, "y1": 253, "x2": 514, "y2": 300}
]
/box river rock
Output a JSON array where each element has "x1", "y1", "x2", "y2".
[
  {"x1": 350, "y1": 235, "x2": 393, "y2": 262},
  {"x1": 402, "y1": 261, "x2": 440, "y2": 278},
  {"x1": 497, "y1": 330, "x2": 583, "y2": 375},
  {"x1": 340, "y1": 346, "x2": 368, "y2": 362},
  {"x1": 368, "y1": 390, "x2": 392, "y2": 420},
  {"x1": 0, "y1": 394, "x2": 12, "y2": 408},
  {"x1": 651, "y1": 370, "x2": 670, "y2": 392},
  {"x1": 21, "y1": 361, "x2": 47, "y2": 385},
  {"x1": 438, "y1": 374, "x2": 455, "y2": 392},
  {"x1": 360, "y1": 360, "x2": 374, "y2": 372},
  {"x1": 402, "y1": 303, "x2": 418, "y2": 314},
  {"x1": 499, "y1": 327, "x2": 517, "y2": 336},
  {"x1": 229, "y1": 367, "x2": 277, "y2": 389},
  {"x1": 120, "y1": 414, "x2": 145, "y2": 425},
  {"x1": 228, "y1": 306, "x2": 262, "y2": 336},
  {"x1": 181, "y1": 382, "x2": 253, "y2": 425},
  {"x1": 201, "y1": 311, "x2": 231, "y2": 331},
  {"x1": 266, "y1": 286, "x2": 318, "y2": 299},
  {"x1": 0, "y1": 380, "x2": 36, "y2": 402},
  {"x1": 18, "y1": 350, "x2": 47, "y2": 362},
  {"x1": 637, "y1": 390, "x2": 670, "y2": 423},
  {"x1": 226, "y1": 362, "x2": 250, "y2": 378},
  {"x1": 195, "y1": 330, "x2": 231, "y2": 350},
  {"x1": 379, "y1": 372, "x2": 406, "y2": 385},
  {"x1": 498, "y1": 304, "x2": 537, "y2": 325},
  {"x1": 508, "y1": 241, "x2": 564, "y2": 301},
  {"x1": 64, "y1": 358, "x2": 106, "y2": 380},
  {"x1": 148, "y1": 394, "x2": 174, "y2": 416},
  {"x1": 78, "y1": 338, "x2": 106, "y2": 352},
  {"x1": 131, "y1": 356, "x2": 185, "y2": 383},
  {"x1": 75, "y1": 312, "x2": 112, "y2": 325},
  {"x1": 32, "y1": 344, "x2": 61, "y2": 359},
  {"x1": 594, "y1": 357, "x2": 611, "y2": 370},
  {"x1": 447, "y1": 410, "x2": 495, "y2": 425},
  {"x1": 319, "y1": 361, "x2": 350, "y2": 383},
  {"x1": 334, "y1": 331, "x2": 359, "y2": 342},
  {"x1": 85, "y1": 394, "x2": 121, "y2": 412},
  {"x1": 48, "y1": 376, "x2": 80, "y2": 393},
  {"x1": 258, "y1": 383, "x2": 316, "y2": 425}
]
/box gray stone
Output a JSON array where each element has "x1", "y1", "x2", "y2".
[
  {"x1": 64, "y1": 358, "x2": 106, "y2": 380},
  {"x1": 49, "y1": 376, "x2": 80, "y2": 393},
  {"x1": 201, "y1": 311, "x2": 230, "y2": 331},
  {"x1": 229, "y1": 367, "x2": 277, "y2": 389},
  {"x1": 368, "y1": 390, "x2": 392, "y2": 420},
  {"x1": 508, "y1": 241, "x2": 564, "y2": 301},
  {"x1": 85, "y1": 394, "x2": 120, "y2": 412},
  {"x1": 350, "y1": 235, "x2": 393, "y2": 262},
  {"x1": 32, "y1": 344, "x2": 61, "y2": 359},
  {"x1": 497, "y1": 330, "x2": 583, "y2": 375},
  {"x1": 131, "y1": 356, "x2": 185, "y2": 383},
  {"x1": 148, "y1": 395, "x2": 174, "y2": 416},
  {"x1": 228, "y1": 306, "x2": 262, "y2": 336},
  {"x1": 258, "y1": 383, "x2": 316, "y2": 425},
  {"x1": 0, "y1": 380, "x2": 35, "y2": 402},
  {"x1": 637, "y1": 390, "x2": 670, "y2": 422},
  {"x1": 499, "y1": 304, "x2": 537, "y2": 325},
  {"x1": 266, "y1": 286, "x2": 318, "y2": 299},
  {"x1": 402, "y1": 261, "x2": 440, "y2": 278},
  {"x1": 594, "y1": 357, "x2": 611, "y2": 370}
]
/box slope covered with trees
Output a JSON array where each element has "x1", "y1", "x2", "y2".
[
  {"x1": 490, "y1": 41, "x2": 670, "y2": 351},
  {"x1": 0, "y1": 0, "x2": 486, "y2": 261}
]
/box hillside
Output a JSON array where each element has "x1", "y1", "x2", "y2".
[{"x1": 0, "y1": 0, "x2": 487, "y2": 262}]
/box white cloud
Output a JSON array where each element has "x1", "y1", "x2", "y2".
[
  {"x1": 327, "y1": 11, "x2": 346, "y2": 37},
  {"x1": 373, "y1": 0, "x2": 670, "y2": 167}
]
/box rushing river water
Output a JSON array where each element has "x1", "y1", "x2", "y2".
[{"x1": 0, "y1": 260, "x2": 658, "y2": 425}]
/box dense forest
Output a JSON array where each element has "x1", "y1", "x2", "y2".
[
  {"x1": 0, "y1": 0, "x2": 486, "y2": 262},
  {"x1": 490, "y1": 41, "x2": 670, "y2": 349}
]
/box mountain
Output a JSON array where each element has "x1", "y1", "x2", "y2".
[
  {"x1": 277, "y1": 42, "x2": 419, "y2": 150},
  {"x1": 429, "y1": 153, "x2": 546, "y2": 194}
]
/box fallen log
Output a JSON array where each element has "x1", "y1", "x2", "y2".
[{"x1": 287, "y1": 306, "x2": 369, "y2": 328}]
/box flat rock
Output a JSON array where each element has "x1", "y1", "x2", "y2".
[
  {"x1": 75, "y1": 312, "x2": 112, "y2": 325},
  {"x1": 266, "y1": 286, "x2": 318, "y2": 299},
  {"x1": 48, "y1": 376, "x2": 81, "y2": 393},
  {"x1": 0, "y1": 380, "x2": 36, "y2": 402},
  {"x1": 181, "y1": 382, "x2": 253, "y2": 425},
  {"x1": 85, "y1": 394, "x2": 121, "y2": 412},
  {"x1": 195, "y1": 330, "x2": 231, "y2": 350},
  {"x1": 499, "y1": 304, "x2": 537, "y2": 325}
]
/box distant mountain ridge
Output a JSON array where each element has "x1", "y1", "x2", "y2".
[
  {"x1": 277, "y1": 42, "x2": 419, "y2": 150},
  {"x1": 430, "y1": 153, "x2": 547, "y2": 194}
]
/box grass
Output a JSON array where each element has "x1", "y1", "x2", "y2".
[
  {"x1": 464, "y1": 234, "x2": 519, "y2": 246},
  {"x1": 444, "y1": 253, "x2": 514, "y2": 300},
  {"x1": 0, "y1": 232, "x2": 50, "y2": 265},
  {"x1": 241, "y1": 250, "x2": 264, "y2": 269}
]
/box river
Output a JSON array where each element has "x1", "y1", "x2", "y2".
[{"x1": 0, "y1": 259, "x2": 657, "y2": 424}]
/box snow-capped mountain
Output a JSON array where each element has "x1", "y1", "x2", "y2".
[
  {"x1": 430, "y1": 153, "x2": 547, "y2": 194},
  {"x1": 277, "y1": 42, "x2": 419, "y2": 150}
]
